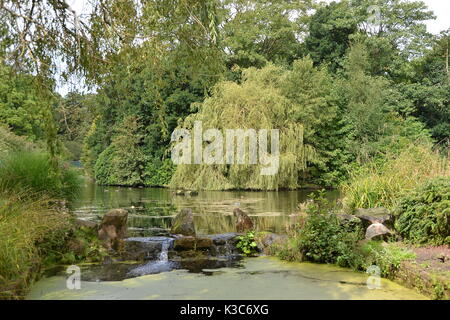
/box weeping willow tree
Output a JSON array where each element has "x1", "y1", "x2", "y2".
[{"x1": 170, "y1": 58, "x2": 337, "y2": 190}]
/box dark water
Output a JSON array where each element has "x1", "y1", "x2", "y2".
[{"x1": 72, "y1": 181, "x2": 339, "y2": 235}]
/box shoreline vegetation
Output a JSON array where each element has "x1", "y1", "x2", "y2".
[{"x1": 0, "y1": 0, "x2": 449, "y2": 301}]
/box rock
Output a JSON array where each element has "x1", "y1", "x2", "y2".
[
  {"x1": 255, "y1": 232, "x2": 287, "y2": 254},
  {"x1": 355, "y1": 207, "x2": 394, "y2": 229},
  {"x1": 172, "y1": 190, "x2": 198, "y2": 196},
  {"x1": 233, "y1": 208, "x2": 253, "y2": 233},
  {"x1": 336, "y1": 214, "x2": 363, "y2": 232},
  {"x1": 122, "y1": 240, "x2": 162, "y2": 261},
  {"x1": 170, "y1": 208, "x2": 196, "y2": 236},
  {"x1": 98, "y1": 209, "x2": 128, "y2": 250},
  {"x1": 127, "y1": 227, "x2": 170, "y2": 237},
  {"x1": 205, "y1": 233, "x2": 241, "y2": 245},
  {"x1": 173, "y1": 236, "x2": 213, "y2": 251},
  {"x1": 365, "y1": 223, "x2": 393, "y2": 241},
  {"x1": 74, "y1": 218, "x2": 99, "y2": 230}
]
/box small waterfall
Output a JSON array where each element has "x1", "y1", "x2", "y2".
[{"x1": 158, "y1": 238, "x2": 172, "y2": 262}]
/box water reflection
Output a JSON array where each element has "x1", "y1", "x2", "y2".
[{"x1": 72, "y1": 182, "x2": 340, "y2": 234}]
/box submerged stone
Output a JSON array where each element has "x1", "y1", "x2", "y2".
[{"x1": 171, "y1": 208, "x2": 196, "y2": 236}]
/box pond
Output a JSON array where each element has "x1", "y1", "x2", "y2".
[
  {"x1": 27, "y1": 182, "x2": 427, "y2": 300},
  {"x1": 72, "y1": 181, "x2": 340, "y2": 235},
  {"x1": 27, "y1": 256, "x2": 427, "y2": 300}
]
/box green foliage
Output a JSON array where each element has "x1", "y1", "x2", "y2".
[
  {"x1": 145, "y1": 158, "x2": 176, "y2": 187},
  {"x1": 38, "y1": 225, "x2": 108, "y2": 266},
  {"x1": 0, "y1": 151, "x2": 81, "y2": 201},
  {"x1": 0, "y1": 62, "x2": 45, "y2": 140},
  {"x1": 305, "y1": 1, "x2": 358, "y2": 71},
  {"x1": 342, "y1": 144, "x2": 447, "y2": 210},
  {"x1": 0, "y1": 125, "x2": 41, "y2": 154},
  {"x1": 0, "y1": 198, "x2": 72, "y2": 299},
  {"x1": 222, "y1": 0, "x2": 311, "y2": 68},
  {"x1": 394, "y1": 177, "x2": 450, "y2": 245},
  {"x1": 171, "y1": 58, "x2": 337, "y2": 190},
  {"x1": 236, "y1": 231, "x2": 258, "y2": 256},
  {"x1": 274, "y1": 191, "x2": 364, "y2": 268},
  {"x1": 359, "y1": 241, "x2": 416, "y2": 278},
  {"x1": 94, "y1": 116, "x2": 148, "y2": 186}
]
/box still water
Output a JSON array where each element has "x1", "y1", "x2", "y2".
[
  {"x1": 72, "y1": 182, "x2": 340, "y2": 234},
  {"x1": 27, "y1": 257, "x2": 427, "y2": 300},
  {"x1": 26, "y1": 183, "x2": 428, "y2": 300}
]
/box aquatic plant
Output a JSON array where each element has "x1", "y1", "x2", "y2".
[{"x1": 236, "y1": 231, "x2": 259, "y2": 256}]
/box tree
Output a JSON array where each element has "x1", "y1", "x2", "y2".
[
  {"x1": 170, "y1": 58, "x2": 343, "y2": 190},
  {"x1": 304, "y1": 0, "x2": 358, "y2": 71},
  {"x1": 221, "y1": 0, "x2": 313, "y2": 68}
]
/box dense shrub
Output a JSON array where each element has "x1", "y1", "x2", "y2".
[
  {"x1": 0, "y1": 152, "x2": 81, "y2": 201},
  {"x1": 0, "y1": 126, "x2": 40, "y2": 154},
  {"x1": 144, "y1": 158, "x2": 175, "y2": 186},
  {"x1": 394, "y1": 177, "x2": 450, "y2": 245},
  {"x1": 342, "y1": 144, "x2": 447, "y2": 210},
  {"x1": 273, "y1": 191, "x2": 364, "y2": 268}
]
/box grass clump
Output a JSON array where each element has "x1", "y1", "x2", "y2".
[
  {"x1": 0, "y1": 151, "x2": 81, "y2": 201},
  {"x1": 0, "y1": 198, "x2": 70, "y2": 299},
  {"x1": 394, "y1": 177, "x2": 450, "y2": 245},
  {"x1": 342, "y1": 144, "x2": 448, "y2": 210},
  {"x1": 0, "y1": 196, "x2": 107, "y2": 299}
]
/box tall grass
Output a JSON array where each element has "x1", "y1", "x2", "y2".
[
  {"x1": 342, "y1": 145, "x2": 449, "y2": 210},
  {"x1": 0, "y1": 152, "x2": 81, "y2": 201},
  {"x1": 0, "y1": 197, "x2": 71, "y2": 299}
]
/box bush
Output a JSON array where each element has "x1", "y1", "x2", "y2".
[
  {"x1": 342, "y1": 144, "x2": 447, "y2": 210},
  {"x1": 394, "y1": 177, "x2": 450, "y2": 245},
  {"x1": 144, "y1": 158, "x2": 175, "y2": 187},
  {"x1": 274, "y1": 191, "x2": 364, "y2": 268},
  {"x1": 0, "y1": 126, "x2": 40, "y2": 154},
  {"x1": 0, "y1": 151, "x2": 81, "y2": 201}
]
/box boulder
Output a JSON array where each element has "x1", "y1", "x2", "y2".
[
  {"x1": 170, "y1": 208, "x2": 196, "y2": 236},
  {"x1": 206, "y1": 233, "x2": 241, "y2": 245},
  {"x1": 336, "y1": 214, "x2": 363, "y2": 232},
  {"x1": 255, "y1": 232, "x2": 287, "y2": 254},
  {"x1": 233, "y1": 208, "x2": 253, "y2": 233},
  {"x1": 173, "y1": 236, "x2": 213, "y2": 251},
  {"x1": 365, "y1": 223, "x2": 393, "y2": 241},
  {"x1": 98, "y1": 209, "x2": 128, "y2": 250},
  {"x1": 122, "y1": 240, "x2": 162, "y2": 261},
  {"x1": 355, "y1": 207, "x2": 394, "y2": 229}
]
